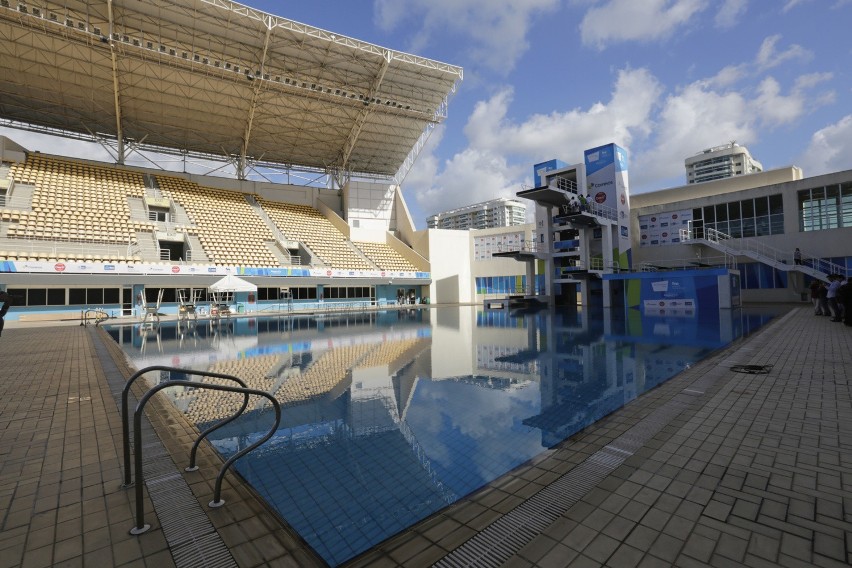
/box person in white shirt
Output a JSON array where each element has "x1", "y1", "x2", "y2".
[{"x1": 826, "y1": 275, "x2": 843, "y2": 322}]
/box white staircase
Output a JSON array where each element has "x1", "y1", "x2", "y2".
[
  {"x1": 185, "y1": 234, "x2": 209, "y2": 263},
  {"x1": 679, "y1": 222, "x2": 846, "y2": 281},
  {"x1": 132, "y1": 231, "x2": 160, "y2": 261}
]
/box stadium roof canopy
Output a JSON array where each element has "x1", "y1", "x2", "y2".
[{"x1": 0, "y1": 0, "x2": 463, "y2": 182}]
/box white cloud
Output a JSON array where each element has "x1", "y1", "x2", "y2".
[
  {"x1": 755, "y1": 35, "x2": 811, "y2": 70},
  {"x1": 709, "y1": 64, "x2": 747, "y2": 88},
  {"x1": 794, "y1": 72, "x2": 834, "y2": 91},
  {"x1": 408, "y1": 39, "x2": 835, "y2": 208},
  {"x1": 781, "y1": 0, "x2": 809, "y2": 12},
  {"x1": 374, "y1": 0, "x2": 559, "y2": 72},
  {"x1": 411, "y1": 146, "x2": 524, "y2": 217},
  {"x1": 405, "y1": 68, "x2": 663, "y2": 216},
  {"x1": 754, "y1": 77, "x2": 805, "y2": 125},
  {"x1": 579, "y1": 0, "x2": 706, "y2": 49},
  {"x1": 715, "y1": 0, "x2": 748, "y2": 29},
  {"x1": 465, "y1": 69, "x2": 662, "y2": 160},
  {"x1": 632, "y1": 84, "x2": 756, "y2": 190},
  {"x1": 797, "y1": 115, "x2": 852, "y2": 175}
]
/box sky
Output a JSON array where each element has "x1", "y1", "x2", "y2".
[{"x1": 3, "y1": 0, "x2": 852, "y2": 229}]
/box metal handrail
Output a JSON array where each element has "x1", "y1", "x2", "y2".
[
  {"x1": 495, "y1": 241, "x2": 537, "y2": 254},
  {"x1": 681, "y1": 222, "x2": 848, "y2": 277},
  {"x1": 123, "y1": 368, "x2": 280, "y2": 535},
  {"x1": 121, "y1": 366, "x2": 251, "y2": 489},
  {"x1": 82, "y1": 309, "x2": 110, "y2": 326}
]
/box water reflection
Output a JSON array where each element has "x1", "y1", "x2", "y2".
[{"x1": 107, "y1": 305, "x2": 776, "y2": 566}]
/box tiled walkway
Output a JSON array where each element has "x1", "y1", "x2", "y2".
[{"x1": 0, "y1": 307, "x2": 850, "y2": 567}]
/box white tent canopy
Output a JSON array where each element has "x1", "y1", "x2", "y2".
[{"x1": 208, "y1": 274, "x2": 257, "y2": 293}]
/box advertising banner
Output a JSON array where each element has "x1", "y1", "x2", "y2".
[
  {"x1": 584, "y1": 143, "x2": 631, "y2": 268},
  {"x1": 0, "y1": 260, "x2": 429, "y2": 280},
  {"x1": 533, "y1": 159, "x2": 568, "y2": 188},
  {"x1": 639, "y1": 209, "x2": 693, "y2": 247}
]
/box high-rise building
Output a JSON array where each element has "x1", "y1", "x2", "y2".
[
  {"x1": 427, "y1": 198, "x2": 527, "y2": 230},
  {"x1": 685, "y1": 142, "x2": 762, "y2": 184}
]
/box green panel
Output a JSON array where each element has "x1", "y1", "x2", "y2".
[{"x1": 626, "y1": 279, "x2": 642, "y2": 308}]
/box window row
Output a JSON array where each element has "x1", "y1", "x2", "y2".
[
  {"x1": 798, "y1": 183, "x2": 852, "y2": 231},
  {"x1": 693, "y1": 194, "x2": 783, "y2": 222},
  {"x1": 7, "y1": 287, "x2": 121, "y2": 306},
  {"x1": 692, "y1": 194, "x2": 784, "y2": 238}
]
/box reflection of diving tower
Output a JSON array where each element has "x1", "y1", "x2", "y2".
[{"x1": 517, "y1": 143, "x2": 632, "y2": 308}]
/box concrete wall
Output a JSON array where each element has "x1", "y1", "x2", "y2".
[
  {"x1": 631, "y1": 166, "x2": 803, "y2": 210},
  {"x1": 344, "y1": 180, "x2": 396, "y2": 234},
  {"x1": 427, "y1": 229, "x2": 473, "y2": 304},
  {"x1": 469, "y1": 224, "x2": 537, "y2": 299}
]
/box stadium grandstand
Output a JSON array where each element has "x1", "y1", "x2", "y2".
[{"x1": 0, "y1": 0, "x2": 463, "y2": 320}]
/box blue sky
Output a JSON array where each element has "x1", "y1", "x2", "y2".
[{"x1": 3, "y1": 0, "x2": 851, "y2": 230}]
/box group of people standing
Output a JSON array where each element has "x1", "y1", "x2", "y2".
[{"x1": 809, "y1": 275, "x2": 852, "y2": 325}]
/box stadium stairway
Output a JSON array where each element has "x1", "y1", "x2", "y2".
[{"x1": 185, "y1": 233, "x2": 210, "y2": 263}]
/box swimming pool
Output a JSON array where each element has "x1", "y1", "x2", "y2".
[{"x1": 107, "y1": 305, "x2": 777, "y2": 566}]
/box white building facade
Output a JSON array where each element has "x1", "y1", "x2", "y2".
[
  {"x1": 426, "y1": 198, "x2": 526, "y2": 230},
  {"x1": 685, "y1": 142, "x2": 763, "y2": 185},
  {"x1": 632, "y1": 166, "x2": 852, "y2": 303}
]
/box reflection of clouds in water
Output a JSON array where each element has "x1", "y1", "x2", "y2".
[{"x1": 405, "y1": 378, "x2": 545, "y2": 492}]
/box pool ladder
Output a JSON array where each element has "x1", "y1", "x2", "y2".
[{"x1": 120, "y1": 365, "x2": 281, "y2": 535}]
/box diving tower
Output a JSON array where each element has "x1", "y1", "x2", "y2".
[{"x1": 515, "y1": 144, "x2": 633, "y2": 307}]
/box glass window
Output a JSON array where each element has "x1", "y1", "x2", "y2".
[
  {"x1": 769, "y1": 194, "x2": 783, "y2": 215},
  {"x1": 715, "y1": 203, "x2": 728, "y2": 221},
  {"x1": 756, "y1": 216, "x2": 771, "y2": 236},
  {"x1": 692, "y1": 208, "x2": 702, "y2": 220},
  {"x1": 7, "y1": 288, "x2": 25, "y2": 305},
  {"x1": 741, "y1": 198, "x2": 754, "y2": 218},
  {"x1": 703, "y1": 206, "x2": 715, "y2": 223},
  {"x1": 28, "y1": 288, "x2": 47, "y2": 306},
  {"x1": 47, "y1": 289, "x2": 65, "y2": 305},
  {"x1": 741, "y1": 218, "x2": 756, "y2": 237},
  {"x1": 842, "y1": 187, "x2": 852, "y2": 228},
  {"x1": 728, "y1": 220, "x2": 742, "y2": 238},
  {"x1": 826, "y1": 184, "x2": 839, "y2": 201},
  {"x1": 69, "y1": 289, "x2": 86, "y2": 305},
  {"x1": 769, "y1": 214, "x2": 784, "y2": 235},
  {"x1": 104, "y1": 289, "x2": 120, "y2": 304},
  {"x1": 87, "y1": 289, "x2": 104, "y2": 305},
  {"x1": 755, "y1": 196, "x2": 769, "y2": 216},
  {"x1": 728, "y1": 201, "x2": 741, "y2": 220}
]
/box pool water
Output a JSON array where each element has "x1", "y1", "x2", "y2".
[{"x1": 107, "y1": 305, "x2": 777, "y2": 566}]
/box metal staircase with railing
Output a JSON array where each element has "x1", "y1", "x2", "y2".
[{"x1": 679, "y1": 220, "x2": 847, "y2": 281}]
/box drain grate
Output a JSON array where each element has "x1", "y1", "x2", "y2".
[
  {"x1": 730, "y1": 364, "x2": 773, "y2": 374},
  {"x1": 91, "y1": 330, "x2": 237, "y2": 568}
]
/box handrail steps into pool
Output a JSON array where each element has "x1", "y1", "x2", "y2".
[{"x1": 119, "y1": 366, "x2": 281, "y2": 537}]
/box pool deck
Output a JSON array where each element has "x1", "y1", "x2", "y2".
[{"x1": 0, "y1": 306, "x2": 850, "y2": 567}]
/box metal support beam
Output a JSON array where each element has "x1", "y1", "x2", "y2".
[
  {"x1": 238, "y1": 15, "x2": 274, "y2": 180},
  {"x1": 337, "y1": 52, "x2": 392, "y2": 174},
  {"x1": 107, "y1": 0, "x2": 125, "y2": 164}
]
